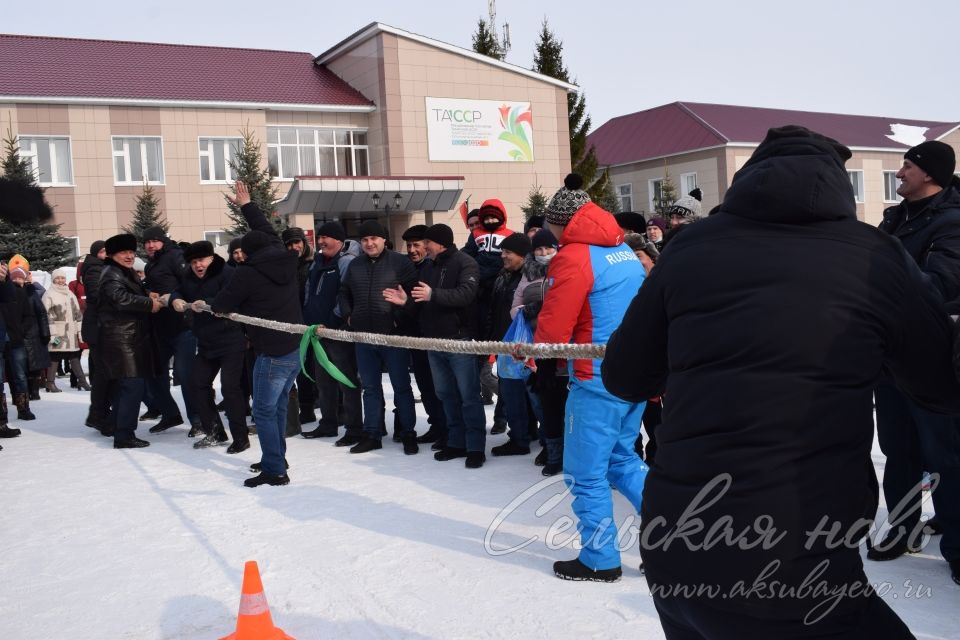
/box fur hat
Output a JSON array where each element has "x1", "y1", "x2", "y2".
[
  {"x1": 500, "y1": 232, "x2": 531, "y2": 257},
  {"x1": 401, "y1": 225, "x2": 429, "y2": 242},
  {"x1": 183, "y1": 240, "x2": 215, "y2": 263},
  {"x1": 545, "y1": 174, "x2": 592, "y2": 226},
  {"x1": 905, "y1": 140, "x2": 956, "y2": 188},
  {"x1": 105, "y1": 233, "x2": 138, "y2": 255},
  {"x1": 240, "y1": 230, "x2": 272, "y2": 257},
  {"x1": 524, "y1": 215, "x2": 545, "y2": 234},
  {"x1": 424, "y1": 223, "x2": 454, "y2": 248},
  {"x1": 356, "y1": 220, "x2": 388, "y2": 239},
  {"x1": 141, "y1": 225, "x2": 167, "y2": 243},
  {"x1": 316, "y1": 221, "x2": 346, "y2": 242},
  {"x1": 615, "y1": 212, "x2": 647, "y2": 234}
]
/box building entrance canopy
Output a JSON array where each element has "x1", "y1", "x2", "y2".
[{"x1": 275, "y1": 176, "x2": 464, "y2": 218}]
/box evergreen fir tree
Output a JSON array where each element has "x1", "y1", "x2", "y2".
[
  {"x1": 532, "y1": 20, "x2": 604, "y2": 202},
  {"x1": 654, "y1": 168, "x2": 678, "y2": 215},
  {"x1": 472, "y1": 18, "x2": 504, "y2": 60},
  {"x1": 520, "y1": 184, "x2": 548, "y2": 221},
  {"x1": 225, "y1": 126, "x2": 283, "y2": 236},
  {"x1": 0, "y1": 126, "x2": 73, "y2": 271},
  {"x1": 122, "y1": 182, "x2": 169, "y2": 258},
  {"x1": 596, "y1": 170, "x2": 621, "y2": 214}
]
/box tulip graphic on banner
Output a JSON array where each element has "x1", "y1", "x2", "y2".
[{"x1": 498, "y1": 104, "x2": 533, "y2": 162}]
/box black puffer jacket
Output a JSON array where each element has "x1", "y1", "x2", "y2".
[
  {"x1": 23, "y1": 284, "x2": 51, "y2": 370},
  {"x1": 414, "y1": 246, "x2": 479, "y2": 340},
  {"x1": 80, "y1": 253, "x2": 104, "y2": 345},
  {"x1": 484, "y1": 268, "x2": 522, "y2": 341},
  {"x1": 602, "y1": 128, "x2": 960, "y2": 620},
  {"x1": 339, "y1": 249, "x2": 417, "y2": 334},
  {"x1": 211, "y1": 203, "x2": 302, "y2": 356},
  {"x1": 879, "y1": 176, "x2": 960, "y2": 305},
  {"x1": 171, "y1": 255, "x2": 245, "y2": 358},
  {"x1": 145, "y1": 239, "x2": 187, "y2": 338},
  {"x1": 97, "y1": 260, "x2": 161, "y2": 379}
]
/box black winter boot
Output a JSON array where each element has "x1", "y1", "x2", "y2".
[
  {"x1": 0, "y1": 392, "x2": 9, "y2": 427},
  {"x1": 402, "y1": 433, "x2": 419, "y2": 455},
  {"x1": 28, "y1": 377, "x2": 42, "y2": 401},
  {"x1": 553, "y1": 558, "x2": 622, "y2": 582},
  {"x1": 285, "y1": 387, "x2": 301, "y2": 437},
  {"x1": 14, "y1": 393, "x2": 36, "y2": 421},
  {"x1": 349, "y1": 437, "x2": 383, "y2": 454}
]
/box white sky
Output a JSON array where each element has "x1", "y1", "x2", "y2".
[{"x1": 6, "y1": 0, "x2": 959, "y2": 127}]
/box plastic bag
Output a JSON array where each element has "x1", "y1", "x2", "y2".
[{"x1": 496, "y1": 313, "x2": 534, "y2": 380}]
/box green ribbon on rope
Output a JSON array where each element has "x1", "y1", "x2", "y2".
[{"x1": 299, "y1": 324, "x2": 356, "y2": 388}]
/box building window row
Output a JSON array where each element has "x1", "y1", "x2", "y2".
[{"x1": 17, "y1": 128, "x2": 371, "y2": 188}]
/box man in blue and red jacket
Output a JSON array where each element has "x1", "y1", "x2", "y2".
[{"x1": 534, "y1": 173, "x2": 648, "y2": 583}]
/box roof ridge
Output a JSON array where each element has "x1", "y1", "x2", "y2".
[
  {"x1": 676, "y1": 102, "x2": 730, "y2": 142},
  {"x1": 678, "y1": 100, "x2": 958, "y2": 127},
  {"x1": 0, "y1": 32, "x2": 315, "y2": 57}
]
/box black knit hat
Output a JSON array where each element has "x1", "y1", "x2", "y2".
[
  {"x1": 357, "y1": 220, "x2": 388, "y2": 239},
  {"x1": 615, "y1": 212, "x2": 646, "y2": 234},
  {"x1": 183, "y1": 240, "x2": 215, "y2": 263},
  {"x1": 531, "y1": 228, "x2": 558, "y2": 251},
  {"x1": 241, "y1": 230, "x2": 272, "y2": 257},
  {"x1": 402, "y1": 224, "x2": 429, "y2": 241},
  {"x1": 425, "y1": 223, "x2": 454, "y2": 247},
  {"x1": 141, "y1": 225, "x2": 167, "y2": 243},
  {"x1": 905, "y1": 140, "x2": 956, "y2": 188},
  {"x1": 227, "y1": 237, "x2": 243, "y2": 254},
  {"x1": 89, "y1": 240, "x2": 106, "y2": 255},
  {"x1": 316, "y1": 221, "x2": 346, "y2": 242},
  {"x1": 545, "y1": 174, "x2": 592, "y2": 226},
  {"x1": 466, "y1": 208, "x2": 481, "y2": 224},
  {"x1": 104, "y1": 233, "x2": 138, "y2": 255},
  {"x1": 524, "y1": 215, "x2": 545, "y2": 234},
  {"x1": 500, "y1": 232, "x2": 531, "y2": 257},
  {"x1": 281, "y1": 227, "x2": 306, "y2": 245}
]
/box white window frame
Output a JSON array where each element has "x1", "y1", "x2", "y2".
[
  {"x1": 616, "y1": 184, "x2": 633, "y2": 212},
  {"x1": 17, "y1": 135, "x2": 74, "y2": 186},
  {"x1": 847, "y1": 170, "x2": 865, "y2": 204},
  {"x1": 648, "y1": 178, "x2": 663, "y2": 213},
  {"x1": 680, "y1": 172, "x2": 698, "y2": 196},
  {"x1": 883, "y1": 171, "x2": 902, "y2": 203},
  {"x1": 64, "y1": 236, "x2": 81, "y2": 262},
  {"x1": 267, "y1": 126, "x2": 370, "y2": 181},
  {"x1": 204, "y1": 230, "x2": 233, "y2": 248},
  {"x1": 198, "y1": 136, "x2": 242, "y2": 184},
  {"x1": 111, "y1": 135, "x2": 165, "y2": 186}
]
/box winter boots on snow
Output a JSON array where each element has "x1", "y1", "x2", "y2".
[
  {"x1": 0, "y1": 393, "x2": 22, "y2": 437},
  {"x1": 13, "y1": 392, "x2": 35, "y2": 421}
]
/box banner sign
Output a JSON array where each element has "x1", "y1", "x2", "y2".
[{"x1": 425, "y1": 97, "x2": 534, "y2": 162}]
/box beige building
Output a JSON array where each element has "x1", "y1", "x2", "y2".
[
  {"x1": 588, "y1": 102, "x2": 960, "y2": 227},
  {"x1": 0, "y1": 24, "x2": 575, "y2": 258}
]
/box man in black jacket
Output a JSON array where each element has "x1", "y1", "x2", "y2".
[
  {"x1": 339, "y1": 220, "x2": 418, "y2": 455},
  {"x1": 385, "y1": 223, "x2": 486, "y2": 468},
  {"x1": 282, "y1": 226, "x2": 317, "y2": 425},
  {"x1": 141, "y1": 225, "x2": 193, "y2": 434},
  {"x1": 97, "y1": 234, "x2": 164, "y2": 449},
  {"x1": 212, "y1": 182, "x2": 301, "y2": 488},
  {"x1": 80, "y1": 240, "x2": 113, "y2": 431},
  {"x1": 602, "y1": 127, "x2": 960, "y2": 638},
  {"x1": 871, "y1": 140, "x2": 960, "y2": 585}
]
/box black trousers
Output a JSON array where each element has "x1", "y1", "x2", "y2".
[
  {"x1": 190, "y1": 350, "x2": 247, "y2": 443},
  {"x1": 316, "y1": 338, "x2": 363, "y2": 437},
  {"x1": 411, "y1": 348, "x2": 446, "y2": 432},
  {"x1": 653, "y1": 592, "x2": 915, "y2": 640},
  {"x1": 296, "y1": 357, "x2": 316, "y2": 413},
  {"x1": 87, "y1": 345, "x2": 113, "y2": 421},
  {"x1": 538, "y1": 376, "x2": 568, "y2": 441}
]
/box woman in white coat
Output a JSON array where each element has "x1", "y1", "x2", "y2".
[{"x1": 41, "y1": 268, "x2": 89, "y2": 392}]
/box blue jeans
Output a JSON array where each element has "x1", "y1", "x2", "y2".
[
  {"x1": 565, "y1": 382, "x2": 647, "y2": 570},
  {"x1": 355, "y1": 344, "x2": 416, "y2": 439},
  {"x1": 111, "y1": 377, "x2": 149, "y2": 441},
  {"x1": 154, "y1": 330, "x2": 199, "y2": 423},
  {"x1": 428, "y1": 351, "x2": 486, "y2": 452},
  {"x1": 4, "y1": 345, "x2": 28, "y2": 394},
  {"x1": 252, "y1": 350, "x2": 300, "y2": 476},
  {"x1": 498, "y1": 377, "x2": 544, "y2": 447}
]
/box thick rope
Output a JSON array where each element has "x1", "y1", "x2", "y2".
[{"x1": 193, "y1": 303, "x2": 606, "y2": 359}]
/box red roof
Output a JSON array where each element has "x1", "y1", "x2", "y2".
[
  {"x1": 589, "y1": 101, "x2": 959, "y2": 167},
  {"x1": 0, "y1": 34, "x2": 373, "y2": 107}
]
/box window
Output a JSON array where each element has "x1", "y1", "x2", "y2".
[
  {"x1": 617, "y1": 184, "x2": 633, "y2": 212},
  {"x1": 204, "y1": 230, "x2": 233, "y2": 248},
  {"x1": 883, "y1": 171, "x2": 902, "y2": 203},
  {"x1": 680, "y1": 172, "x2": 698, "y2": 196},
  {"x1": 18, "y1": 136, "x2": 73, "y2": 186},
  {"x1": 648, "y1": 179, "x2": 663, "y2": 213},
  {"x1": 112, "y1": 136, "x2": 164, "y2": 185},
  {"x1": 64, "y1": 236, "x2": 80, "y2": 262},
  {"x1": 266, "y1": 127, "x2": 369, "y2": 179},
  {"x1": 199, "y1": 137, "x2": 241, "y2": 183},
  {"x1": 847, "y1": 171, "x2": 864, "y2": 203}
]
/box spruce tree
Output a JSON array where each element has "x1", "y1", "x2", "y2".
[
  {"x1": 225, "y1": 126, "x2": 283, "y2": 236},
  {"x1": 654, "y1": 168, "x2": 678, "y2": 215},
  {"x1": 520, "y1": 184, "x2": 548, "y2": 221},
  {"x1": 532, "y1": 20, "x2": 603, "y2": 201},
  {"x1": 596, "y1": 171, "x2": 621, "y2": 214},
  {"x1": 122, "y1": 182, "x2": 169, "y2": 258},
  {"x1": 0, "y1": 128, "x2": 73, "y2": 271},
  {"x1": 471, "y1": 18, "x2": 504, "y2": 60}
]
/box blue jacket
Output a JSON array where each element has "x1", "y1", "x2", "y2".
[{"x1": 302, "y1": 240, "x2": 358, "y2": 328}]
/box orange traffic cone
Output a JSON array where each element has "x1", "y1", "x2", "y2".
[{"x1": 220, "y1": 561, "x2": 295, "y2": 640}]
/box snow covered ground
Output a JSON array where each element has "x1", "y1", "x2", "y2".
[{"x1": 2, "y1": 379, "x2": 956, "y2": 640}]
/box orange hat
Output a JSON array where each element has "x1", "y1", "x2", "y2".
[{"x1": 8, "y1": 254, "x2": 30, "y2": 273}]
